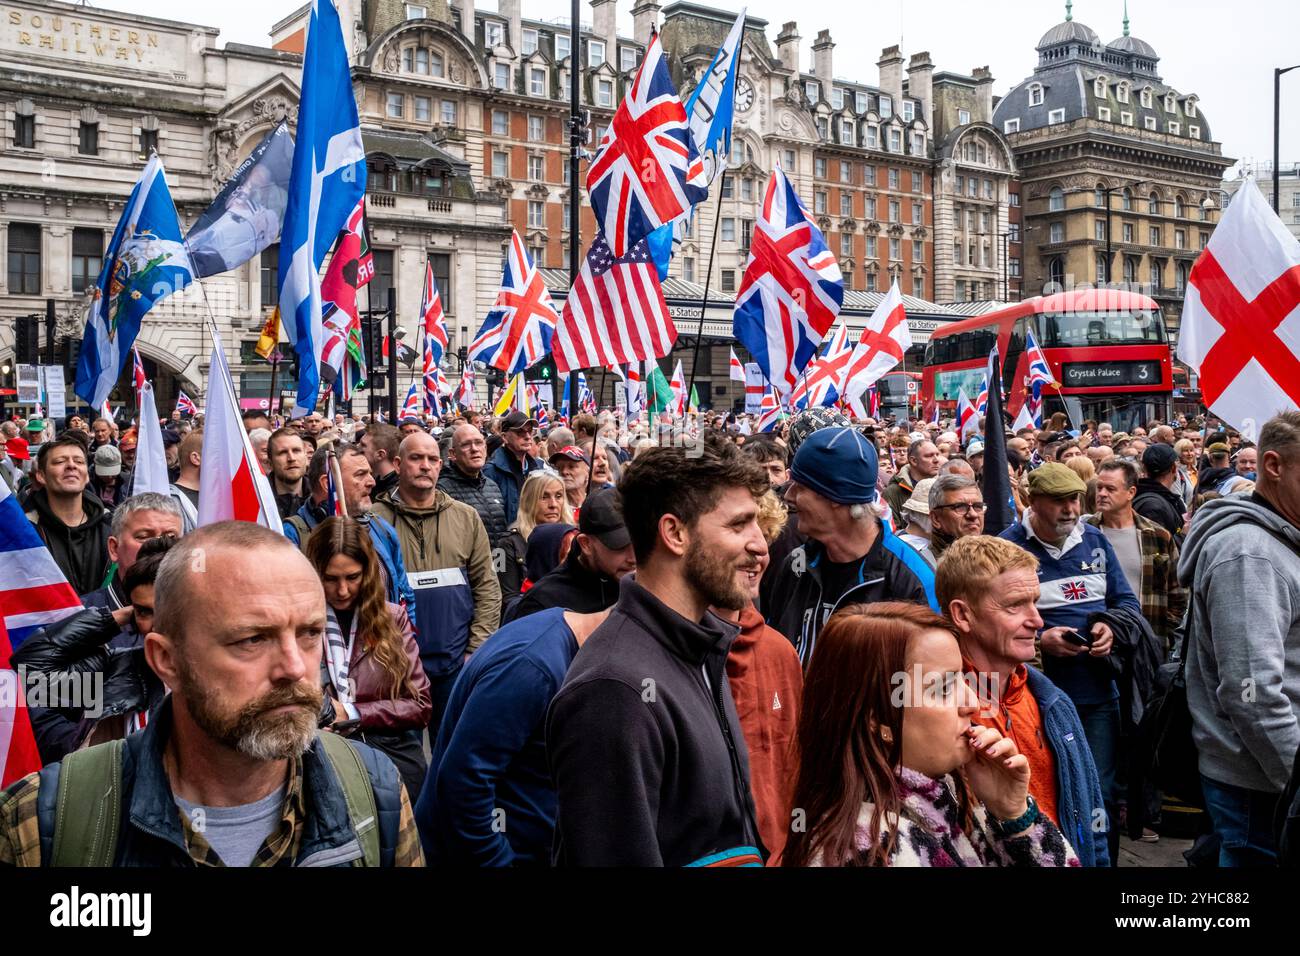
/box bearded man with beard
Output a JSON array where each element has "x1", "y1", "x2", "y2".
[
  {"x1": 546, "y1": 440, "x2": 771, "y2": 866},
  {"x1": 0, "y1": 522, "x2": 424, "y2": 867},
  {"x1": 1000, "y1": 462, "x2": 1140, "y2": 862}
]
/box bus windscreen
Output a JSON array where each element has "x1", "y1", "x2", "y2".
[{"x1": 1036, "y1": 309, "x2": 1167, "y2": 348}]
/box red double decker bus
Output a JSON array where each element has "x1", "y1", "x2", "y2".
[{"x1": 922, "y1": 289, "x2": 1172, "y2": 432}]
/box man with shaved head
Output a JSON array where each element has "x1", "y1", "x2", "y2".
[
  {"x1": 0, "y1": 521, "x2": 423, "y2": 866},
  {"x1": 372, "y1": 432, "x2": 501, "y2": 734}
]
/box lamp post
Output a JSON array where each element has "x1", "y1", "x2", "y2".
[{"x1": 1275, "y1": 65, "x2": 1300, "y2": 215}]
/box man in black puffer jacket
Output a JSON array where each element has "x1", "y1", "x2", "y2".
[
  {"x1": 438, "y1": 424, "x2": 507, "y2": 542},
  {"x1": 1134, "y1": 444, "x2": 1186, "y2": 544}
]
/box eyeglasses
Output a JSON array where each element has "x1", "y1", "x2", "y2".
[{"x1": 933, "y1": 501, "x2": 988, "y2": 516}]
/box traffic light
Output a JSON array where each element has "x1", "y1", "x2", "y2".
[
  {"x1": 60, "y1": 336, "x2": 81, "y2": 377},
  {"x1": 486, "y1": 366, "x2": 506, "y2": 389},
  {"x1": 14, "y1": 315, "x2": 38, "y2": 365}
]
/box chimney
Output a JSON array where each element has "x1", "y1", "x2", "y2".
[
  {"x1": 812, "y1": 29, "x2": 834, "y2": 82},
  {"x1": 450, "y1": 0, "x2": 475, "y2": 41},
  {"x1": 591, "y1": 0, "x2": 618, "y2": 65},
  {"x1": 775, "y1": 21, "x2": 800, "y2": 74},
  {"x1": 972, "y1": 66, "x2": 995, "y2": 122},
  {"x1": 907, "y1": 51, "x2": 933, "y2": 132},
  {"x1": 499, "y1": 0, "x2": 522, "y2": 53},
  {"x1": 631, "y1": 0, "x2": 660, "y2": 47},
  {"x1": 877, "y1": 44, "x2": 904, "y2": 105}
]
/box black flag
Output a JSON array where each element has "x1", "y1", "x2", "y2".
[{"x1": 981, "y1": 349, "x2": 1015, "y2": 536}]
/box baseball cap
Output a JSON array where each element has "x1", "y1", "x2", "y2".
[
  {"x1": 549, "y1": 445, "x2": 589, "y2": 464},
  {"x1": 790, "y1": 426, "x2": 880, "y2": 505},
  {"x1": 1026, "y1": 462, "x2": 1087, "y2": 498},
  {"x1": 1142, "y1": 442, "x2": 1179, "y2": 478},
  {"x1": 966, "y1": 439, "x2": 986, "y2": 457},
  {"x1": 902, "y1": 477, "x2": 935, "y2": 516},
  {"x1": 578, "y1": 487, "x2": 630, "y2": 550},
  {"x1": 501, "y1": 410, "x2": 538, "y2": 432},
  {"x1": 5, "y1": 437, "x2": 30, "y2": 461},
  {"x1": 94, "y1": 444, "x2": 122, "y2": 477}
]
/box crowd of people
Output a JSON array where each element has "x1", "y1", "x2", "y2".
[{"x1": 1, "y1": 395, "x2": 1296, "y2": 870}]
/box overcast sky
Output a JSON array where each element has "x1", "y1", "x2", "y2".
[{"x1": 95, "y1": 0, "x2": 1300, "y2": 178}]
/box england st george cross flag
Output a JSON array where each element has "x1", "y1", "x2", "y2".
[
  {"x1": 76, "y1": 154, "x2": 194, "y2": 410},
  {"x1": 277, "y1": 0, "x2": 367, "y2": 417}
]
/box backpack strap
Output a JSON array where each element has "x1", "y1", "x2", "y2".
[
  {"x1": 50, "y1": 739, "x2": 126, "y2": 867},
  {"x1": 317, "y1": 732, "x2": 380, "y2": 868},
  {"x1": 285, "y1": 515, "x2": 312, "y2": 552}
]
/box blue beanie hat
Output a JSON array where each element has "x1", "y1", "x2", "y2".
[{"x1": 789, "y1": 426, "x2": 879, "y2": 504}]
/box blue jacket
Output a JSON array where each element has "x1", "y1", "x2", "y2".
[
  {"x1": 999, "y1": 518, "x2": 1140, "y2": 705},
  {"x1": 33, "y1": 697, "x2": 406, "y2": 866},
  {"x1": 283, "y1": 503, "x2": 417, "y2": 623},
  {"x1": 1024, "y1": 666, "x2": 1111, "y2": 867},
  {"x1": 482, "y1": 446, "x2": 545, "y2": 527},
  {"x1": 417, "y1": 607, "x2": 577, "y2": 866}
]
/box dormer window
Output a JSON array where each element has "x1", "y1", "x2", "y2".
[
  {"x1": 831, "y1": 88, "x2": 844, "y2": 110},
  {"x1": 1189, "y1": 124, "x2": 1201, "y2": 140},
  {"x1": 485, "y1": 22, "x2": 503, "y2": 47},
  {"x1": 1140, "y1": 87, "x2": 1153, "y2": 108},
  {"x1": 1186, "y1": 98, "x2": 1198, "y2": 118},
  {"x1": 620, "y1": 46, "x2": 637, "y2": 72},
  {"x1": 958, "y1": 109, "x2": 971, "y2": 126},
  {"x1": 588, "y1": 39, "x2": 605, "y2": 67},
  {"x1": 1048, "y1": 108, "x2": 1065, "y2": 124},
  {"x1": 840, "y1": 119, "x2": 855, "y2": 145},
  {"x1": 1094, "y1": 77, "x2": 1107, "y2": 98},
  {"x1": 1117, "y1": 82, "x2": 1130, "y2": 104},
  {"x1": 902, "y1": 100, "x2": 915, "y2": 121},
  {"x1": 1003, "y1": 118, "x2": 1020, "y2": 134},
  {"x1": 1028, "y1": 83, "x2": 1044, "y2": 107},
  {"x1": 405, "y1": 3, "x2": 427, "y2": 19},
  {"x1": 1144, "y1": 115, "x2": 1157, "y2": 130},
  {"x1": 855, "y1": 91, "x2": 868, "y2": 113},
  {"x1": 805, "y1": 80, "x2": 820, "y2": 103},
  {"x1": 1168, "y1": 121, "x2": 1181, "y2": 135},
  {"x1": 879, "y1": 94, "x2": 893, "y2": 118},
  {"x1": 1164, "y1": 93, "x2": 1176, "y2": 113},
  {"x1": 522, "y1": 28, "x2": 538, "y2": 55}
]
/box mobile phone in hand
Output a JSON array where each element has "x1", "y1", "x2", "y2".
[{"x1": 1061, "y1": 628, "x2": 1092, "y2": 648}]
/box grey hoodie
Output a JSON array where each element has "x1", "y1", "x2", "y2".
[{"x1": 1178, "y1": 493, "x2": 1300, "y2": 792}]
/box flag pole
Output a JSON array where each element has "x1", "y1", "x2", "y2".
[{"x1": 685, "y1": 184, "x2": 727, "y2": 410}]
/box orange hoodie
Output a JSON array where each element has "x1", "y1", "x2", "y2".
[{"x1": 727, "y1": 605, "x2": 804, "y2": 863}]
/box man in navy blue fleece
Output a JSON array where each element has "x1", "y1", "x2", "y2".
[
  {"x1": 416, "y1": 607, "x2": 609, "y2": 866},
  {"x1": 999, "y1": 462, "x2": 1139, "y2": 865}
]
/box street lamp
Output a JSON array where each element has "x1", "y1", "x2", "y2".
[{"x1": 1275, "y1": 65, "x2": 1300, "y2": 215}]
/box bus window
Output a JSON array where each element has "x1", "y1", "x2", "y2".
[
  {"x1": 1003, "y1": 318, "x2": 1027, "y2": 391},
  {"x1": 1041, "y1": 309, "x2": 1166, "y2": 347}
]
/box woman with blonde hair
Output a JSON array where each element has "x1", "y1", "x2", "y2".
[
  {"x1": 496, "y1": 470, "x2": 574, "y2": 611},
  {"x1": 305, "y1": 516, "x2": 431, "y2": 799},
  {"x1": 782, "y1": 602, "x2": 1078, "y2": 868}
]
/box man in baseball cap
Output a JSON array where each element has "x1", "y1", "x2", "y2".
[
  {"x1": 548, "y1": 444, "x2": 591, "y2": 512},
  {"x1": 484, "y1": 410, "x2": 545, "y2": 525},
  {"x1": 766, "y1": 427, "x2": 938, "y2": 667},
  {"x1": 1133, "y1": 442, "x2": 1186, "y2": 542},
  {"x1": 504, "y1": 486, "x2": 634, "y2": 622}
]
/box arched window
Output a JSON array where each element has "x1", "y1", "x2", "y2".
[
  {"x1": 1095, "y1": 184, "x2": 1106, "y2": 207},
  {"x1": 1094, "y1": 76, "x2": 1107, "y2": 99},
  {"x1": 1029, "y1": 83, "x2": 1044, "y2": 107},
  {"x1": 1121, "y1": 188, "x2": 1133, "y2": 211},
  {"x1": 1049, "y1": 186, "x2": 1065, "y2": 212},
  {"x1": 1174, "y1": 196, "x2": 1185, "y2": 218},
  {"x1": 1048, "y1": 256, "x2": 1066, "y2": 287},
  {"x1": 1148, "y1": 192, "x2": 1160, "y2": 214},
  {"x1": 1117, "y1": 81, "x2": 1130, "y2": 104}
]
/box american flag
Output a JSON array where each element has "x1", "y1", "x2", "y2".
[
  {"x1": 586, "y1": 32, "x2": 706, "y2": 258},
  {"x1": 554, "y1": 235, "x2": 677, "y2": 373},
  {"x1": 791, "y1": 320, "x2": 853, "y2": 410},
  {"x1": 469, "y1": 230, "x2": 559, "y2": 374},
  {"x1": 132, "y1": 347, "x2": 147, "y2": 393},
  {"x1": 176, "y1": 390, "x2": 197, "y2": 417},
  {"x1": 732, "y1": 165, "x2": 843, "y2": 401}
]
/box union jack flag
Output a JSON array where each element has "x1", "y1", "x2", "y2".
[
  {"x1": 421, "y1": 261, "x2": 449, "y2": 416},
  {"x1": 586, "y1": 32, "x2": 706, "y2": 258},
  {"x1": 400, "y1": 382, "x2": 421, "y2": 420},
  {"x1": 732, "y1": 165, "x2": 843, "y2": 401},
  {"x1": 755, "y1": 385, "x2": 785, "y2": 433},
  {"x1": 1061, "y1": 580, "x2": 1090, "y2": 602},
  {"x1": 867, "y1": 385, "x2": 881, "y2": 419},
  {"x1": 791, "y1": 320, "x2": 853, "y2": 410},
  {"x1": 1026, "y1": 329, "x2": 1056, "y2": 390},
  {"x1": 131, "y1": 347, "x2": 147, "y2": 393},
  {"x1": 176, "y1": 390, "x2": 197, "y2": 417},
  {"x1": 975, "y1": 377, "x2": 989, "y2": 416},
  {"x1": 469, "y1": 230, "x2": 559, "y2": 374},
  {"x1": 535, "y1": 400, "x2": 551, "y2": 429}
]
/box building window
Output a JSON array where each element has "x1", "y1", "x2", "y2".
[
  {"x1": 956, "y1": 174, "x2": 965, "y2": 195},
  {"x1": 815, "y1": 157, "x2": 827, "y2": 179},
  {"x1": 888, "y1": 168, "x2": 900, "y2": 190},
  {"x1": 1168, "y1": 121, "x2": 1180, "y2": 135},
  {"x1": 840, "y1": 193, "x2": 853, "y2": 217},
  {"x1": 831, "y1": 88, "x2": 844, "y2": 110},
  {"x1": 968, "y1": 178, "x2": 978, "y2": 198},
  {"x1": 682, "y1": 257, "x2": 695, "y2": 283},
  {"x1": 1049, "y1": 222, "x2": 1064, "y2": 243},
  {"x1": 522, "y1": 28, "x2": 538, "y2": 55},
  {"x1": 492, "y1": 150, "x2": 508, "y2": 177},
  {"x1": 4, "y1": 221, "x2": 39, "y2": 294},
  {"x1": 562, "y1": 204, "x2": 571, "y2": 231},
  {"x1": 864, "y1": 124, "x2": 877, "y2": 149},
  {"x1": 955, "y1": 108, "x2": 971, "y2": 126},
  {"x1": 1174, "y1": 196, "x2": 1185, "y2": 218},
  {"x1": 981, "y1": 210, "x2": 991, "y2": 232},
  {"x1": 620, "y1": 46, "x2": 637, "y2": 72},
  {"x1": 1120, "y1": 111, "x2": 1133, "y2": 126},
  {"x1": 888, "y1": 128, "x2": 902, "y2": 152},
  {"x1": 1141, "y1": 88, "x2": 1154, "y2": 108},
  {"x1": 911, "y1": 132, "x2": 925, "y2": 155},
  {"x1": 840, "y1": 119, "x2": 855, "y2": 146},
  {"x1": 1186, "y1": 99, "x2": 1198, "y2": 118},
  {"x1": 139, "y1": 127, "x2": 158, "y2": 156},
  {"x1": 912, "y1": 239, "x2": 923, "y2": 261},
  {"x1": 1123, "y1": 222, "x2": 1134, "y2": 243},
  {"x1": 902, "y1": 100, "x2": 915, "y2": 122},
  {"x1": 527, "y1": 115, "x2": 544, "y2": 141},
  {"x1": 782, "y1": 149, "x2": 796, "y2": 171},
  {"x1": 1096, "y1": 253, "x2": 1108, "y2": 284},
  {"x1": 1095, "y1": 219, "x2": 1107, "y2": 241},
  {"x1": 890, "y1": 237, "x2": 901, "y2": 260},
  {"x1": 912, "y1": 201, "x2": 922, "y2": 224},
  {"x1": 1164, "y1": 93, "x2": 1176, "y2": 113},
  {"x1": 817, "y1": 117, "x2": 830, "y2": 140},
  {"x1": 1188, "y1": 124, "x2": 1200, "y2": 140},
  {"x1": 1098, "y1": 106, "x2": 1111, "y2": 121},
  {"x1": 492, "y1": 110, "x2": 510, "y2": 136},
  {"x1": 259, "y1": 243, "x2": 279, "y2": 307},
  {"x1": 1175, "y1": 228, "x2": 1186, "y2": 249},
  {"x1": 741, "y1": 218, "x2": 754, "y2": 249},
  {"x1": 855, "y1": 91, "x2": 868, "y2": 113},
  {"x1": 494, "y1": 63, "x2": 511, "y2": 89},
  {"x1": 1149, "y1": 225, "x2": 1161, "y2": 246},
  {"x1": 386, "y1": 93, "x2": 404, "y2": 118},
  {"x1": 1049, "y1": 186, "x2": 1065, "y2": 212},
  {"x1": 441, "y1": 100, "x2": 457, "y2": 125},
  {"x1": 866, "y1": 271, "x2": 877, "y2": 292},
  {"x1": 1149, "y1": 260, "x2": 1161, "y2": 289},
  {"x1": 741, "y1": 177, "x2": 754, "y2": 202},
  {"x1": 1048, "y1": 108, "x2": 1065, "y2": 124},
  {"x1": 805, "y1": 80, "x2": 820, "y2": 103},
  {"x1": 529, "y1": 243, "x2": 545, "y2": 266},
  {"x1": 888, "y1": 200, "x2": 900, "y2": 222},
  {"x1": 1009, "y1": 257, "x2": 1021, "y2": 277},
  {"x1": 721, "y1": 175, "x2": 734, "y2": 199},
  {"x1": 839, "y1": 162, "x2": 853, "y2": 184},
  {"x1": 1175, "y1": 261, "x2": 1189, "y2": 293},
  {"x1": 70, "y1": 228, "x2": 103, "y2": 293},
  {"x1": 427, "y1": 253, "x2": 452, "y2": 313},
  {"x1": 405, "y1": 3, "x2": 427, "y2": 18},
  {"x1": 555, "y1": 34, "x2": 571, "y2": 61},
  {"x1": 721, "y1": 217, "x2": 737, "y2": 242},
  {"x1": 1003, "y1": 118, "x2": 1020, "y2": 134},
  {"x1": 485, "y1": 22, "x2": 503, "y2": 47},
  {"x1": 530, "y1": 68, "x2": 546, "y2": 97},
  {"x1": 1200, "y1": 232, "x2": 1209, "y2": 250},
  {"x1": 13, "y1": 106, "x2": 35, "y2": 149},
  {"x1": 840, "y1": 233, "x2": 854, "y2": 257},
  {"x1": 814, "y1": 192, "x2": 828, "y2": 215},
  {"x1": 1008, "y1": 223, "x2": 1020, "y2": 242},
  {"x1": 955, "y1": 279, "x2": 967, "y2": 302},
  {"x1": 77, "y1": 121, "x2": 98, "y2": 156},
  {"x1": 1144, "y1": 115, "x2": 1157, "y2": 131},
  {"x1": 1121, "y1": 188, "x2": 1133, "y2": 211},
  {"x1": 866, "y1": 236, "x2": 877, "y2": 258},
  {"x1": 528, "y1": 200, "x2": 545, "y2": 228},
  {"x1": 720, "y1": 269, "x2": 736, "y2": 292},
  {"x1": 1028, "y1": 84, "x2": 1043, "y2": 107},
  {"x1": 588, "y1": 40, "x2": 605, "y2": 67},
  {"x1": 911, "y1": 171, "x2": 922, "y2": 193},
  {"x1": 596, "y1": 79, "x2": 613, "y2": 107},
  {"x1": 1094, "y1": 77, "x2": 1107, "y2": 98},
  {"x1": 413, "y1": 96, "x2": 431, "y2": 122},
  {"x1": 528, "y1": 154, "x2": 543, "y2": 180},
  {"x1": 879, "y1": 95, "x2": 892, "y2": 118},
  {"x1": 1094, "y1": 185, "x2": 1106, "y2": 207},
  {"x1": 953, "y1": 241, "x2": 962, "y2": 265}
]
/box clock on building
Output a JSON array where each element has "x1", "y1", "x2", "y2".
[{"x1": 735, "y1": 76, "x2": 754, "y2": 112}]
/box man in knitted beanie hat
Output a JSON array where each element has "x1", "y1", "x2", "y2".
[{"x1": 766, "y1": 427, "x2": 939, "y2": 667}]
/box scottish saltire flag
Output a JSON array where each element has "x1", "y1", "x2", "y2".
[
  {"x1": 791, "y1": 320, "x2": 852, "y2": 410},
  {"x1": 277, "y1": 0, "x2": 367, "y2": 417},
  {"x1": 470, "y1": 230, "x2": 559, "y2": 374},
  {"x1": 587, "y1": 32, "x2": 707, "y2": 258},
  {"x1": 0, "y1": 481, "x2": 82, "y2": 649},
  {"x1": 76, "y1": 154, "x2": 194, "y2": 409},
  {"x1": 401, "y1": 383, "x2": 421, "y2": 419},
  {"x1": 1025, "y1": 329, "x2": 1056, "y2": 389},
  {"x1": 176, "y1": 390, "x2": 197, "y2": 417},
  {"x1": 732, "y1": 165, "x2": 843, "y2": 400},
  {"x1": 649, "y1": 8, "x2": 747, "y2": 276}
]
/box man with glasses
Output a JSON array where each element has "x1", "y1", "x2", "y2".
[
  {"x1": 484, "y1": 411, "x2": 546, "y2": 526},
  {"x1": 927, "y1": 474, "x2": 987, "y2": 561}
]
